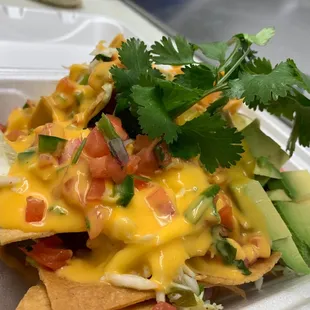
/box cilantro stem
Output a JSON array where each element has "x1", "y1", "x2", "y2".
[
  {"x1": 218, "y1": 41, "x2": 240, "y2": 74},
  {"x1": 217, "y1": 48, "x2": 251, "y2": 85}
]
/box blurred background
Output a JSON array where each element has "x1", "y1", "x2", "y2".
[{"x1": 126, "y1": 0, "x2": 310, "y2": 73}]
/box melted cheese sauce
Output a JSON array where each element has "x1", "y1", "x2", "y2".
[{"x1": 0, "y1": 43, "x2": 272, "y2": 291}]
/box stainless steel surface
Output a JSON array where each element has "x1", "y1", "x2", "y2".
[{"x1": 127, "y1": 0, "x2": 310, "y2": 73}]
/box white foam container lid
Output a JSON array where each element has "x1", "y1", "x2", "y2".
[{"x1": 0, "y1": 2, "x2": 310, "y2": 310}]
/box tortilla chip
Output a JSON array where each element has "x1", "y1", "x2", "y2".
[
  {"x1": 16, "y1": 284, "x2": 52, "y2": 310},
  {"x1": 124, "y1": 300, "x2": 156, "y2": 310},
  {"x1": 39, "y1": 269, "x2": 155, "y2": 310},
  {"x1": 193, "y1": 252, "x2": 281, "y2": 286},
  {"x1": 109, "y1": 34, "x2": 126, "y2": 48},
  {"x1": 0, "y1": 229, "x2": 53, "y2": 246}
]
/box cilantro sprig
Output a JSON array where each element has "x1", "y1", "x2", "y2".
[{"x1": 109, "y1": 27, "x2": 309, "y2": 172}]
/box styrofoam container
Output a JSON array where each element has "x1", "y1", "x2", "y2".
[{"x1": 0, "y1": 3, "x2": 310, "y2": 310}]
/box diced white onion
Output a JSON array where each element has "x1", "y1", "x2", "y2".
[
  {"x1": 156, "y1": 291, "x2": 165, "y2": 303},
  {"x1": 102, "y1": 273, "x2": 158, "y2": 290},
  {"x1": 0, "y1": 176, "x2": 21, "y2": 187}
]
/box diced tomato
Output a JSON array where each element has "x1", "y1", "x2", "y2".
[
  {"x1": 25, "y1": 196, "x2": 46, "y2": 223},
  {"x1": 89, "y1": 155, "x2": 126, "y2": 184},
  {"x1": 86, "y1": 179, "x2": 106, "y2": 201},
  {"x1": 6, "y1": 129, "x2": 24, "y2": 142},
  {"x1": 152, "y1": 302, "x2": 176, "y2": 310},
  {"x1": 146, "y1": 187, "x2": 175, "y2": 216},
  {"x1": 136, "y1": 147, "x2": 159, "y2": 176},
  {"x1": 218, "y1": 205, "x2": 234, "y2": 231},
  {"x1": 40, "y1": 236, "x2": 64, "y2": 248},
  {"x1": 134, "y1": 135, "x2": 153, "y2": 153},
  {"x1": 86, "y1": 205, "x2": 109, "y2": 240},
  {"x1": 106, "y1": 114, "x2": 128, "y2": 140},
  {"x1": 126, "y1": 155, "x2": 141, "y2": 175},
  {"x1": 134, "y1": 178, "x2": 150, "y2": 191},
  {"x1": 84, "y1": 127, "x2": 110, "y2": 158},
  {"x1": 56, "y1": 77, "x2": 76, "y2": 94},
  {"x1": 280, "y1": 168, "x2": 285, "y2": 172},
  {"x1": 59, "y1": 138, "x2": 82, "y2": 164},
  {"x1": 20, "y1": 241, "x2": 72, "y2": 271},
  {"x1": 0, "y1": 123, "x2": 6, "y2": 133}
]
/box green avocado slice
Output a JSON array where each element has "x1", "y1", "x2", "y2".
[
  {"x1": 242, "y1": 119, "x2": 289, "y2": 170},
  {"x1": 229, "y1": 179, "x2": 310, "y2": 274},
  {"x1": 275, "y1": 201, "x2": 310, "y2": 266},
  {"x1": 229, "y1": 179, "x2": 290, "y2": 241},
  {"x1": 267, "y1": 189, "x2": 292, "y2": 202},
  {"x1": 273, "y1": 237, "x2": 310, "y2": 274}
]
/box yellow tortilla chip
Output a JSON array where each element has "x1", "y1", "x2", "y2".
[
  {"x1": 192, "y1": 252, "x2": 281, "y2": 286},
  {"x1": 0, "y1": 229, "x2": 53, "y2": 246},
  {"x1": 39, "y1": 269, "x2": 155, "y2": 310},
  {"x1": 16, "y1": 285, "x2": 51, "y2": 310},
  {"x1": 124, "y1": 301, "x2": 156, "y2": 310}
]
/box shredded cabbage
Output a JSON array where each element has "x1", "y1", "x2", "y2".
[{"x1": 0, "y1": 132, "x2": 16, "y2": 175}]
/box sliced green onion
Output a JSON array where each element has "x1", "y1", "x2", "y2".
[
  {"x1": 94, "y1": 54, "x2": 112, "y2": 62},
  {"x1": 74, "y1": 91, "x2": 84, "y2": 105},
  {"x1": 38, "y1": 135, "x2": 67, "y2": 154},
  {"x1": 48, "y1": 205, "x2": 68, "y2": 215},
  {"x1": 97, "y1": 113, "x2": 119, "y2": 140},
  {"x1": 17, "y1": 149, "x2": 36, "y2": 162},
  {"x1": 96, "y1": 113, "x2": 129, "y2": 165},
  {"x1": 85, "y1": 217, "x2": 91, "y2": 230},
  {"x1": 72, "y1": 138, "x2": 87, "y2": 164},
  {"x1": 22, "y1": 102, "x2": 30, "y2": 109},
  {"x1": 184, "y1": 184, "x2": 220, "y2": 224},
  {"x1": 26, "y1": 256, "x2": 38, "y2": 268},
  {"x1": 115, "y1": 175, "x2": 134, "y2": 207},
  {"x1": 167, "y1": 286, "x2": 197, "y2": 307},
  {"x1": 77, "y1": 74, "x2": 89, "y2": 85}
]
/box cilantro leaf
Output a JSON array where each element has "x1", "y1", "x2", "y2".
[
  {"x1": 118, "y1": 38, "x2": 151, "y2": 71},
  {"x1": 234, "y1": 260, "x2": 251, "y2": 275},
  {"x1": 235, "y1": 27, "x2": 275, "y2": 46},
  {"x1": 110, "y1": 67, "x2": 138, "y2": 93},
  {"x1": 267, "y1": 91, "x2": 310, "y2": 155},
  {"x1": 151, "y1": 35, "x2": 196, "y2": 65},
  {"x1": 156, "y1": 79, "x2": 203, "y2": 117},
  {"x1": 132, "y1": 86, "x2": 180, "y2": 143},
  {"x1": 169, "y1": 112, "x2": 244, "y2": 173},
  {"x1": 173, "y1": 64, "x2": 215, "y2": 90},
  {"x1": 287, "y1": 59, "x2": 310, "y2": 92},
  {"x1": 197, "y1": 41, "x2": 229, "y2": 64},
  {"x1": 229, "y1": 62, "x2": 299, "y2": 109},
  {"x1": 244, "y1": 57, "x2": 273, "y2": 74},
  {"x1": 216, "y1": 239, "x2": 236, "y2": 265}
]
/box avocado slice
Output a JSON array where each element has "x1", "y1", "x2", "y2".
[
  {"x1": 275, "y1": 201, "x2": 310, "y2": 266},
  {"x1": 267, "y1": 189, "x2": 292, "y2": 202},
  {"x1": 281, "y1": 171, "x2": 310, "y2": 202},
  {"x1": 273, "y1": 237, "x2": 310, "y2": 274},
  {"x1": 254, "y1": 156, "x2": 282, "y2": 179},
  {"x1": 242, "y1": 120, "x2": 289, "y2": 170},
  {"x1": 229, "y1": 179, "x2": 291, "y2": 241},
  {"x1": 231, "y1": 113, "x2": 253, "y2": 131},
  {"x1": 255, "y1": 175, "x2": 269, "y2": 186},
  {"x1": 28, "y1": 97, "x2": 53, "y2": 129},
  {"x1": 230, "y1": 179, "x2": 310, "y2": 274}
]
